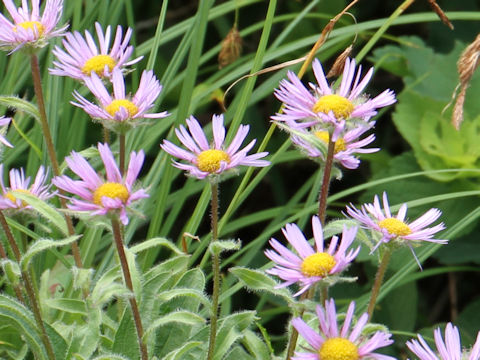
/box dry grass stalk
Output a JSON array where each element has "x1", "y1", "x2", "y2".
[
  {"x1": 427, "y1": 0, "x2": 454, "y2": 30},
  {"x1": 327, "y1": 45, "x2": 353, "y2": 78},
  {"x1": 218, "y1": 25, "x2": 243, "y2": 69},
  {"x1": 449, "y1": 34, "x2": 480, "y2": 129}
]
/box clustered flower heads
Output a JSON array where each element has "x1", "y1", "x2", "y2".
[
  {"x1": 407, "y1": 323, "x2": 480, "y2": 360},
  {"x1": 290, "y1": 124, "x2": 379, "y2": 169},
  {"x1": 50, "y1": 22, "x2": 143, "y2": 80},
  {"x1": 292, "y1": 299, "x2": 395, "y2": 360},
  {"x1": 272, "y1": 57, "x2": 396, "y2": 170},
  {"x1": 0, "y1": 0, "x2": 67, "y2": 52},
  {"x1": 72, "y1": 67, "x2": 168, "y2": 132},
  {"x1": 346, "y1": 192, "x2": 447, "y2": 254},
  {"x1": 0, "y1": 164, "x2": 52, "y2": 210},
  {"x1": 265, "y1": 215, "x2": 359, "y2": 296},
  {"x1": 161, "y1": 114, "x2": 270, "y2": 180},
  {"x1": 52, "y1": 143, "x2": 148, "y2": 225},
  {"x1": 273, "y1": 58, "x2": 396, "y2": 139}
]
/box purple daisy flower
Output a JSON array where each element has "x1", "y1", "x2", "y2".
[
  {"x1": 50, "y1": 22, "x2": 143, "y2": 80},
  {"x1": 0, "y1": 116, "x2": 13, "y2": 148},
  {"x1": 71, "y1": 68, "x2": 168, "y2": 132},
  {"x1": 264, "y1": 215, "x2": 359, "y2": 296},
  {"x1": 161, "y1": 114, "x2": 270, "y2": 179},
  {"x1": 292, "y1": 299, "x2": 395, "y2": 360},
  {"x1": 0, "y1": 0, "x2": 67, "y2": 52},
  {"x1": 346, "y1": 192, "x2": 447, "y2": 254},
  {"x1": 0, "y1": 164, "x2": 53, "y2": 210},
  {"x1": 52, "y1": 143, "x2": 148, "y2": 225},
  {"x1": 289, "y1": 123, "x2": 379, "y2": 169},
  {"x1": 272, "y1": 58, "x2": 396, "y2": 140},
  {"x1": 407, "y1": 323, "x2": 480, "y2": 360}
]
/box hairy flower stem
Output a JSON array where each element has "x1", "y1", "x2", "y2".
[
  {"x1": 285, "y1": 289, "x2": 312, "y2": 360},
  {"x1": 30, "y1": 54, "x2": 83, "y2": 270},
  {"x1": 103, "y1": 127, "x2": 111, "y2": 144},
  {"x1": 111, "y1": 219, "x2": 148, "y2": 360},
  {"x1": 318, "y1": 137, "x2": 336, "y2": 225},
  {"x1": 207, "y1": 182, "x2": 221, "y2": 360},
  {"x1": 286, "y1": 139, "x2": 336, "y2": 360},
  {"x1": 367, "y1": 248, "x2": 392, "y2": 320},
  {"x1": 0, "y1": 211, "x2": 55, "y2": 359},
  {"x1": 119, "y1": 134, "x2": 126, "y2": 175}
]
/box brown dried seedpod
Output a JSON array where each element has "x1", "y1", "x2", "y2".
[
  {"x1": 427, "y1": 0, "x2": 454, "y2": 30},
  {"x1": 450, "y1": 34, "x2": 480, "y2": 129},
  {"x1": 327, "y1": 45, "x2": 353, "y2": 78},
  {"x1": 218, "y1": 25, "x2": 243, "y2": 69}
]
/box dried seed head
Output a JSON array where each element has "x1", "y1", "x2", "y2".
[
  {"x1": 327, "y1": 45, "x2": 353, "y2": 78},
  {"x1": 218, "y1": 25, "x2": 243, "y2": 69},
  {"x1": 427, "y1": 0, "x2": 454, "y2": 30},
  {"x1": 450, "y1": 34, "x2": 480, "y2": 129},
  {"x1": 457, "y1": 34, "x2": 480, "y2": 84}
]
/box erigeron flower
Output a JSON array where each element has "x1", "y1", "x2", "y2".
[
  {"x1": 272, "y1": 58, "x2": 396, "y2": 140},
  {"x1": 0, "y1": 116, "x2": 12, "y2": 148},
  {"x1": 71, "y1": 68, "x2": 168, "y2": 133},
  {"x1": 50, "y1": 22, "x2": 142, "y2": 80},
  {"x1": 0, "y1": 0, "x2": 67, "y2": 52},
  {"x1": 264, "y1": 215, "x2": 359, "y2": 296},
  {"x1": 161, "y1": 114, "x2": 270, "y2": 180},
  {"x1": 407, "y1": 323, "x2": 480, "y2": 360},
  {"x1": 0, "y1": 164, "x2": 53, "y2": 210},
  {"x1": 52, "y1": 143, "x2": 148, "y2": 225},
  {"x1": 292, "y1": 299, "x2": 395, "y2": 360},
  {"x1": 346, "y1": 192, "x2": 447, "y2": 254},
  {"x1": 289, "y1": 123, "x2": 378, "y2": 169}
]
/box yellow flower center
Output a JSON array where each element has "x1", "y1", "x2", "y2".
[
  {"x1": 313, "y1": 94, "x2": 354, "y2": 119},
  {"x1": 14, "y1": 21, "x2": 44, "y2": 36},
  {"x1": 301, "y1": 252, "x2": 336, "y2": 277},
  {"x1": 196, "y1": 149, "x2": 230, "y2": 173},
  {"x1": 314, "y1": 131, "x2": 347, "y2": 153},
  {"x1": 105, "y1": 99, "x2": 138, "y2": 117},
  {"x1": 5, "y1": 189, "x2": 32, "y2": 207},
  {"x1": 319, "y1": 338, "x2": 359, "y2": 360},
  {"x1": 93, "y1": 182, "x2": 129, "y2": 206},
  {"x1": 82, "y1": 55, "x2": 116, "y2": 76},
  {"x1": 378, "y1": 217, "x2": 412, "y2": 236}
]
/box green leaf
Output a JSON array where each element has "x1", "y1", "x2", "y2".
[
  {"x1": 66, "y1": 307, "x2": 101, "y2": 359},
  {"x1": 144, "y1": 310, "x2": 205, "y2": 340},
  {"x1": 130, "y1": 237, "x2": 184, "y2": 255},
  {"x1": 241, "y1": 330, "x2": 271, "y2": 360},
  {"x1": 213, "y1": 311, "x2": 257, "y2": 360},
  {"x1": 112, "y1": 308, "x2": 140, "y2": 360},
  {"x1": 163, "y1": 341, "x2": 203, "y2": 360},
  {"x1": 0, "y1": 259, "x2": 21, "y2": 285},
  {"x1": 0, "y1": 96, "x2": 40, "y2": 122},
  {"x1": 13, "y1": 191, "x2": 69, "y2": 236},
  {"x1": 44, "y1": 299, "x2": 87, "y2": 316},
  {"x1": 0, "y1": 294, "x2": 48, "y2": 360},
  {"x1": 20, "y1": 236, "x2": 81, "y2": 271},
  {"x1": 124, "y1": 246, "x2": 142, "y2": 298},
  {"x1": 456, "y1": 298, "x2": 480, "y2": 346},
  {"x1": 71, "y1": 266, "x2": 94, "y2": 293},
  {"x1": 229, "y1": 267, "x2": 292, "y2": 302},
  {"x1": 90, "y1": 267, "x2": 130, "y2": 307},
  {"x1": 376, "y1": 281, "x2": 418, "y2": 333},
  {"x1": 157, "y1": 288, "x2": 211, "y2": 311},
  {"x1": 91, "y1": 355, "x2": 131, "y2": 360},
  {"x1": 323, "y1": 219, "x2": 359, "y2": 239},
  {"x1": 224, "y1": 346, "x2": 254, "y2": 360},
  {"x1": 209, "y1": 240, "x2": 241, "y2": 255}
]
